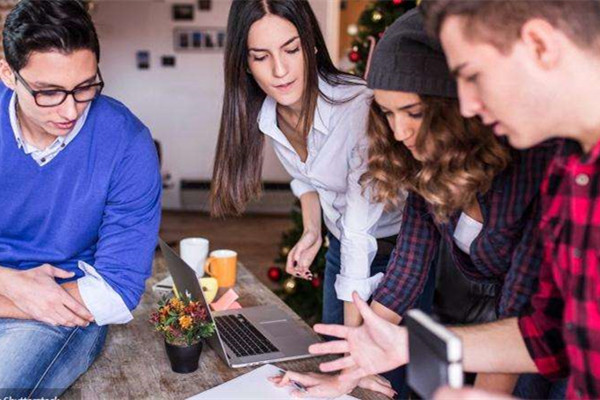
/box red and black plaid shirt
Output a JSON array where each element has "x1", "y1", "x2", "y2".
[{"x1": 519, "y1": 139, "x2": 600, "y2": 399}]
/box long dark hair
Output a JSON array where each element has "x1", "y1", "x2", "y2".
[{"x1": 211, "y1": 0, "x2": 359, "y2": 217}]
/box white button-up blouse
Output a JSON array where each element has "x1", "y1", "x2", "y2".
[{"x1": 258, "y1": 77, "x2": 405, "y2": 302}]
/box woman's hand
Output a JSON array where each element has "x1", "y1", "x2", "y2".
[
  {"x1": 269, "y1": 370, "x2": 395, "y2": 398},
  {"x1": 358, "y1": 375, "x2": 396, "y2": 398},
  {"x1": 285, "y1": 229, "x2": 322, "y2": 280}
]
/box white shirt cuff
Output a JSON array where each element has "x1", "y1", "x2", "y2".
[
  {"x1": 334, "y1": 272, "x2": 384, "y2": 302},
  {"x1": 290, "y1": 179, "x2": 316, "y2": 198},
  {"x1": 77, "y1": 261, "x2": 134, "y2": 326}
]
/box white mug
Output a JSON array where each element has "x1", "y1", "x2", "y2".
[{"x1": 180, "y1": 237, "x2": 209, "y2": 277}]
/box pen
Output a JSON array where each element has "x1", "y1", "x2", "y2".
[{"x1": 277, "y1": 368, "x2": 307, "y2": 393}]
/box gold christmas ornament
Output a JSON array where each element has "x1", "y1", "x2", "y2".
[
  {"x1": 372, "y1": 10, "x2": 383, "y2": 22},
  {"x1": 283, "y1": 277, "x2": 297, "y2": 294},
  {"x1": 281, "y1": 246, "x2": 290, "y2": 256}
]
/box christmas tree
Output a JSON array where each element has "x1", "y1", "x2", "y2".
[
  {"x1": 269, "y1": 1, "x2": 418, "y2": 324},
  {"x1": 347, "y1": 0, "x2": 418, "y2": 77}
]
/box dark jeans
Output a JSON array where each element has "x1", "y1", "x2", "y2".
[
  {"x1": 322, "y1": 232, "x2": 437, "y2": 399},
  {"x1": 322, "y1": 232, "x2": 392, "y2": 325},
  {"x1": 513, "y1": 374, "x2": 567, "y2": 399}
]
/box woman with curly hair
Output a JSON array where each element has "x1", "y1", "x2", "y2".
[{"x1": 274, "y1": 8, "x2": 565, "y2": 399}]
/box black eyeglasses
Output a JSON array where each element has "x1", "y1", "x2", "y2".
[{"x1": 14, "y1": 69, "x2": 104, "y2": 107}]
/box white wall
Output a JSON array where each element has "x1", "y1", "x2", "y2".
[{"x1": 92, "y1": 0, "x2": 337, "y2": 209}]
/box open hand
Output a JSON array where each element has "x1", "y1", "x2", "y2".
[
  {"x1": 0, "y1": 264, "x2": 94, "y2": 327},
  {"x1": 286, "y1": 229, "x2": 322, "y2": 280},
  {"x1": 309, "y1": 292, "x2": 408, "y2": 381}
]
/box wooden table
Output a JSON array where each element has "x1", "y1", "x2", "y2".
[{"x1": 65, "y1": 255, "x2": 386, "y2": 399}]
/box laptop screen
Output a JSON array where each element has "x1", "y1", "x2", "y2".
[{"x1": 159, "y1": 239, "x2": 218, "y2": 316}]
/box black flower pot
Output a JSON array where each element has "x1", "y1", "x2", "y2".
[{"x1": 164, "y1": 340, "x2": 203, "y2": 373}]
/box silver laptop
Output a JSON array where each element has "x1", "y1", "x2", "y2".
[{"x1": 159, "y1": 239, "x2": 320, "y2": 368}]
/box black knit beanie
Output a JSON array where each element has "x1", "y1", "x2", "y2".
[{"x1": 367, "y1": 8, "x2": 457, "y2": 98}]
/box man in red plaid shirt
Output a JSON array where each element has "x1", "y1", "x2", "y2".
[{"x1": 305, "y1": 1, "x2": 600, "y2": 399}]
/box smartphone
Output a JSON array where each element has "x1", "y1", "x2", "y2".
[{"x1": 405, "y1": 309, "x2": 463, "y2": 399}]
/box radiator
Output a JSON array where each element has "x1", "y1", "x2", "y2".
[{"x1": 180, "y1": 180, "x2": 295, "y2": 215}]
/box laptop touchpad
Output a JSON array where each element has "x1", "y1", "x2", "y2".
[{"x1": 260, "y1": 320, "x2": 295, "y2": 337}]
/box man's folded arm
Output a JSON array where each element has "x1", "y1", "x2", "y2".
[{"x1": 77, "y1": 127, "x2": 162, "y2": 325}]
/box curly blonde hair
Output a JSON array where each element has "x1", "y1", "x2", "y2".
[{"x1": 362, "y1": 95, "x2": 511, "y2": 223}]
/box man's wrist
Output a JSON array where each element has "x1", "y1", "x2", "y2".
[
  {"x1": 0, "y1": 266, "x2": 14, "y2": 294},
  {"x1": 395, "y1": 326, "x2": 409, "y2": 365}
]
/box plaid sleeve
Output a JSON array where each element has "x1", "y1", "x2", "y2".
[
  {"x1": 497, "y1": 205, "x2": 543, "y2": 317},
  {"x1": 518, "y1": 251, "x2": 569, "y2": 380},
  {"x1": 373, "y1": 191, "x2": 440, "y2": 316},
  {"x1": 498, "y1": 142, "x2": 559, "y2": 317}
]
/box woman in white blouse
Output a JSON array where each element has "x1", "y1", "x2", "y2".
[{"x1": 210, "y1": 0, "x2": 414, "y2": 330}]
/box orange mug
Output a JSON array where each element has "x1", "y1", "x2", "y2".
[{"x1": 204, "y1": 250, "x2": 237, "y2": 287}]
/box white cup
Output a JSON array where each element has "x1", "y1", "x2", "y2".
[{"x1": 180, "y1": 237, "x2": 209, "y2": 277}]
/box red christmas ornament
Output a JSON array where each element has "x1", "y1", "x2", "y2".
[
  {"x1": 311, "y1": 274, "x2": 322, "y2": 288},
  {"x1": 349, "y1": 50, "x2": 361, "y2": 63},
  {"x1": 268, "y1": 266, "x2": 283, "y2": 282},
  {"x1": 393, "y1": 0, "x2": 403, "y2": 4}
]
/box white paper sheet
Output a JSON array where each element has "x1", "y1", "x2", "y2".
[{"x1": 187, "y1": 364, "x2": 358, "y2": 400}]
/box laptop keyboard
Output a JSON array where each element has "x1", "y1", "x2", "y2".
[{"x1": 214, "y1": 314, "x2": 279, "y2": 358}]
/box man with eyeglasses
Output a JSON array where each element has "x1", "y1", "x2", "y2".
[{"x1": 0, "y1": 0, "x2": 161, "y2": 397}]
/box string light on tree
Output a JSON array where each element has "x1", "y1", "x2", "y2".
[
  {"x1": 282, "y1": 277, "x2": 297, "y2": 294},
  {"x1": 347, "y1": 24, "x2": 358, "y2": 37},
  {"x1": 371, "y1": 10, "x2": 383, "y2": 22}
]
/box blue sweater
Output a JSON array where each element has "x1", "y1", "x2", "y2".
[{"x1": 0, "y1": 84, "x2": 161, "y2": 310}]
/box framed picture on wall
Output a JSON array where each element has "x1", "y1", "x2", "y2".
[
  {"x1": 172, "y1": 4, "x2": 194, "y2": 21},
  {"x1": 136, "y1": 50, "x2": 150, "y2": 69},
  {"x1": 174, "y1": 27, "x2": 225, "y2": 52},
  {"x1": 217, "y1": 32, "x2": 226, "y2": 48},
  {"x1": 198, "y1": 0, "x2": 211, "y2": 11},
  {"x1": 192, "y1": 32, "x2": 202, "y2": 48},
  {"x1": 204, "y1": 33, "x2": 214, "y2": 49},
  {"x1": 178, "y1": 31, "x2": 190, "y2": 48},
  {"x1": 161, "y1": 55, "x2": 176, "y2": 67}
]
